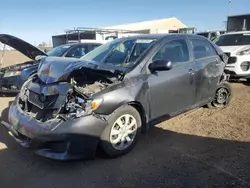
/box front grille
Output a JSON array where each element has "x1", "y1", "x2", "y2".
[
  {"x1": 28, "y1": 91, "x2": 44, "y2": 109},
  {"x1": 224, "y1": 69, "x2": 236, "y2": 75},
  {"x1": 225, "y1": 52, "x2": 231, "y2": 57},
  {"x1": 28, "y1": 90, "x2": 58, "y2": 109},
  {"x1": 228, "y1": 57, "x2": 237, "y2": 64}
]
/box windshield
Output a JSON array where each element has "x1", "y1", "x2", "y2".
[
  {"x1": 80, "y1": 38, "x2": 156, "y2": 67},
  {"x1": 215, "y1": 34, "x2": 250, "y2": 46},
  {"x1": 46, "y1": 45, "x2": 71, "y2": 57}
]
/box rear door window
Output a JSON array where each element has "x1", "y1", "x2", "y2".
[{"x1": 191, "y1": 38, "x2": 217, "y2": 59}]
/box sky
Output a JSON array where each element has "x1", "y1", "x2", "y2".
[{"x1": 0, "y1": 0, "x2": 249, "y2": 45}]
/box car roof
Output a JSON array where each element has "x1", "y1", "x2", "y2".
[
  {"x1": 197, "y1": 30, "x2": 225, "y2": 34},
  {"x1": 222, "y1": 30, "x2": 250, "y2": 35},
  {"x1": 58, "y1": 42, "x2": 103, "y2": 48},
  {"x1": 120, "y1": 33, "x2": 206, "y2": 40}
]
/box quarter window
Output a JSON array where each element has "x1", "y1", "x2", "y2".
[
  {"x1": 191, "y1": 39, "x2": 217, "y2": 59},
  {"x1": 153, "y1": 39, "x2": 189, "y2": 64}
]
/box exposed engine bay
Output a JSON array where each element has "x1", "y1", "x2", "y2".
[{"x1": 17, "y1": 68, "x2": 119, "y2": 122}]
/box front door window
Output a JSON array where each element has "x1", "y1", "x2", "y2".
[{"x1": 152, "y1": 39, "x2": 190, "y2": 65}]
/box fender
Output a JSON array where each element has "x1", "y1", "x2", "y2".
[{"x1": 93, "y1": 75, "x2": 151, "y2": 124}]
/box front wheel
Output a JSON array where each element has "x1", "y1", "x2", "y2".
[
  {"x1": 207, "y1": 81, "x2": 232, "y2": 108},
  {"x1": 246, "y1": 78, "x2": 250, "y2": 83},
  {"x1": 100, "y1": 105, "x2": 141, "y2": 158}
]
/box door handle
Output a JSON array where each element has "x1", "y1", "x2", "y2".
[{"x1": 189, "y1": 69, "x2": 195, "y2": 75}]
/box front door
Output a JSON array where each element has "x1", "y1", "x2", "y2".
[{"x1": 147, "y1": 38, "x2": 196, "y2": 120}]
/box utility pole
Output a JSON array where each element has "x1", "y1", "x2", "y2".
[{"x1": 0, "y1": 44, "x2": 6, "y2": 69}]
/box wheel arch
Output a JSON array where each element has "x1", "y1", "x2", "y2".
[{"x1": 128, "y1": 101, "x2": 149, "y2": 133}]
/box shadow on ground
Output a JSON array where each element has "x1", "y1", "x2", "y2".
[{"x1": 0, "y1": 104, "x2": 250, "y2": 188}]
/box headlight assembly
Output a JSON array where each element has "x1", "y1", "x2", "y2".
[
  {"x1": 91, "y1": 98, "x2": 103, "y2": 111},
  {"x1": 236, "y1": 48, "x2": 250, "y2": 56},
  {"x1": 4, "y1": 71, "x2": 22, "y2": 77}
]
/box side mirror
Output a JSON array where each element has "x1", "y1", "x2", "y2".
[{"x1": 148, "y1": 60, "x2": 173, "y2": 72}]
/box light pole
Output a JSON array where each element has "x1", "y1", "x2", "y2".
[
  {"x1": 228, "y1": 0, "x2": 232, "y2": 16},
  {"x1": 0, "y1": 44, "x2": 6, "y2": 69}
]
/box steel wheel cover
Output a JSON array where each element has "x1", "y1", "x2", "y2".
[{"x1": 109, "y1": 114, "x2": 138, "y2": 151}]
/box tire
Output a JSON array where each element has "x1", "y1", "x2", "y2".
[
  {"x1": 100, "y1": 105, "x2": 142, "y2": 158},
  {"x1": 247, "y1": 78, "x2": 250, "y2": 83},
  {"x1": 207, "y1": 81, "x2": 232, "y2": 109}
]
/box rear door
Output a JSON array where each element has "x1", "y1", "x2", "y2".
[{"x1": 188, "y1": 36, "x2": 224, "y2": 104}]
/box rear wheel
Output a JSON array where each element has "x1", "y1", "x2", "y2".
[
  {"x1": 101, "y1": 105, "x2": 141, "y2": 157},
  {"x1": 207, "y1": 81, "x2": 232, "y2": 108}
]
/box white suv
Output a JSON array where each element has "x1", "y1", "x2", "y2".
[{"x1": 215, "y1": 31, "x2": 250, "y2": 82}]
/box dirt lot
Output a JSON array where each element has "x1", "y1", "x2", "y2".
[
  {"x1": 0, "y1": 50, "x2": 30, "y2": 67},
  {"x1": 0, "y1": 51, "x2": 250, "y2": 188}
]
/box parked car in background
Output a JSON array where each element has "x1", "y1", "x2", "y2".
[
  {"x1": 46, "y1": 41, "x2": 102, "y2": 58},
  {"x1": 214, "y1": 31, "x2": 250, "y2": 82},
  {"x1": 0, "y1": 34, "x2": 102, "y2": 93},
  {"x1": 2, "y1": 34, "x2": 232, "y2": 160}
]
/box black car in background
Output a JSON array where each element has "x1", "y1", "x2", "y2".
[
  {"x1": 2, "y1": 34, "x2": 232, "y2": 160},
  {"x1": 0, "y1": 34, "x2": 102, "y2": 93}
]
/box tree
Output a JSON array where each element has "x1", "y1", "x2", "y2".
[{"x1": 38, "y1": 42, "x2": 47, "y2": 48}]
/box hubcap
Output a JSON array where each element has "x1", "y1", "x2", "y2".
[
  {"x1": 110, "y1": 114, "x2": 138, "y2": 151},
  {"x1": 214, "y1": 87, "x2": 229, "y2": 107}
]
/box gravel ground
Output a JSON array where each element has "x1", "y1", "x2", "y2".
[{"x1": 0, "y1": 51, "x2": 250, "y2": 188}]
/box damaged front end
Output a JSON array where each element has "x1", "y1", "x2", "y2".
[
  {"x1": 6, "y1": 57, "x2": 124, "y2": 160},
  {"x1": 18, "y1": 66, "x2": 118, "y2": 123}
]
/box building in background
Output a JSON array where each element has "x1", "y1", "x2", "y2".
[
  {"x1": 105, "y1": 17, "x2": 187, "y2": 34},
  {"x1": 227, "y1": 14, "x2": 250, "y2": 32},
  {"x1": 51, "y1": 17, "x2": 189, "y2": 47}
]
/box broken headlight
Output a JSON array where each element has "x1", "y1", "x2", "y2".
[
  {"x1": 65, "y1": 97, "x2": 103, "y2": 119},
  {"x1": 66, "y1": 96, "x2": 87, "y2": 118}
]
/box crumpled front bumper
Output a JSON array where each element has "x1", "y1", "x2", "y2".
[{"x1": 3, "y1": 98, "x2": 108, "y2": 160}]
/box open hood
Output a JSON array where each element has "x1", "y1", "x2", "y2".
[
  {"x1": 0, "y1": 34, "x2": 47, "y2": 60},
  {"x1": 37, "y1": 56, "x2": 125, "y2": 84}
]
